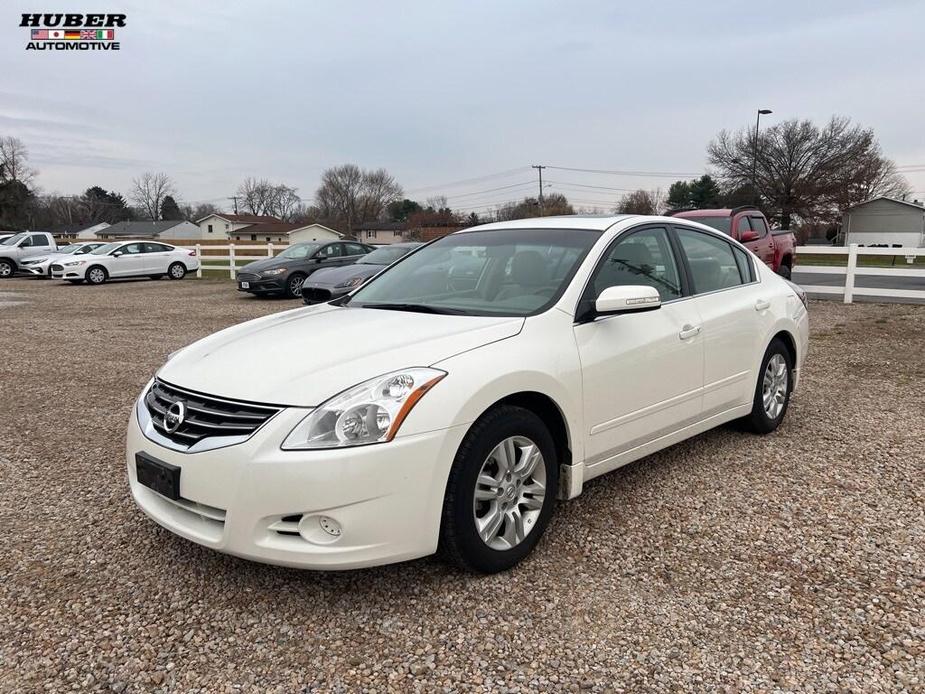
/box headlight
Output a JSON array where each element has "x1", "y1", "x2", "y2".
[
  {"x1": 260, "y1": 268, "x2": 287, "y2": 276},
  {"x1": 63, "y1": 260, "x2": 87, "y2": 267},
  {"x1": 23, "y1": 257, "x2": 46, "y2": 264},
  {"x1": 281, "y1": 367, "x2": 446, "y2": 450},
  {"x1": 335, "y1": 275, "x2": 366, "y2": 289}
]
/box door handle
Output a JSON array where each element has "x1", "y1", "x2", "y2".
[
  {"x1": 679, "y1": 324, "x2": 701, "y2": 340},
  {"x1": 755, "y1": 299, "x2": 771, "y2": 311}
]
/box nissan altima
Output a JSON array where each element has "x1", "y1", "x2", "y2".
[{"x1": 127, "y1": 215, "x2": 809, "y2": 573}]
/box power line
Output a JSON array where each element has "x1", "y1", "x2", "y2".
[
  {"x1": 545, "y1": 165, "x2": 703, "y2": 178},
  {"x1": 440, "y1": 180, "x2": 535, "y2": 200},
  {"x1": 546, "y1": 179, "x2": 637, "y2": 193},
  {"x1": 404, "y1": 167, "x2": 531, "y2": 194}
]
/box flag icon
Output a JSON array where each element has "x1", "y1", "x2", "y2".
[
  {"x1": 48, "y1": 29, "x2": 65, "y2": 39},
  {"x1": 31, "y1": 29, "x2": 49, "y2": 39},
  {"x1": 64, "y1": 31, "x2": 81, "y2": 40},
  {"x1": 79, "y1": 29, "x2": 115, "y2": 40}
]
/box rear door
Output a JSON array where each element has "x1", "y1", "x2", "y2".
[
  {"x1": 316, "y1": 243, "x2": 347, "y2": 269},
  {"x1": 674, "y1": 226, "x2": 770, "y2": 416},
  {"x1": 748, "y1": 216, "x2": 775, "y2": 268},
  {"x1": 143, "y1": 242, "x2": 174, "y2": 273}
]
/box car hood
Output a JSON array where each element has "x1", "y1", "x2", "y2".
[
  {"x1": 158, "y1": 304, "x2": 524, "y2": 407},
  {"x1": 303, "y1": 263, "x2": 381, "y2": 287}
]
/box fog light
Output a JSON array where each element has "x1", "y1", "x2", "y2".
[{"x1": 297, "y1": 514, "x2": 342, "y2": 545}]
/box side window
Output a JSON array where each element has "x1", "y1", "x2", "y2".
[
  {"x1": 735, "y1": 216, "x2": 751, "y2": 238},
  {"x1": 732, "y1": 246, "x2": 754, "y2": 283},
  {"x1": 319, "y1": 244, "x2": 342, "y2": 258},
  {"x1": 144, "y1": 243, "x2": 168, "y2": 253},
  {"x1": 750, "y1": 216, "x2": 769, "y2": 238},
  {"x1": 345, "y1": 243, "x2": 367, "y2": 255},
  {"x1": 676, "y1": 229, "x2": 744, "y2": 294},
  {"x1": 591, "y1": 227, "x2": 682, "y2": 302},
  {"x1": 122, "y1": 243, "x2": 143, "y2": 255},
  {"x1": 31, "y1": 234, "x2": 49, "y2": 247}
]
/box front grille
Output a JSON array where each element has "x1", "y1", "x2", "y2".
[
  {"x1": 145, "y1": 379, "x2": 281, "y2": 448},
  {"x1": 50, "y1": 264, "x2": 63, "y2": 272},
  {"x1": 237, "y1": 272, "x2": 260, "y2": 282},
  {"x1": 301, "y1": 286, "x2": 332, "y2": 303}
]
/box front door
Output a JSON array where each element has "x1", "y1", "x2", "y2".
[
  {"x1": 574, "y1": 226, "x2": 704, "y2": 466},
  {"x1": 111, "y1": 243, "x2": 147, "y2": 277}
]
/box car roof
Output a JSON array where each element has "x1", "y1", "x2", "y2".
[{"x1": 462, "y1": 215, "x2": 635, "y2": 232}]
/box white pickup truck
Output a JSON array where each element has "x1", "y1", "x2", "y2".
[{"x1": 0, "y1": 232, "x2": 58, "y2": 278}]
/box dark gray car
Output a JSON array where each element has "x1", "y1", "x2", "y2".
[
  {"x1": 236, "y1": 241, "x2": 374, "y2": 298},
  {"x1": 301, "y1": 242, "x2": 423, "y2": 304}
]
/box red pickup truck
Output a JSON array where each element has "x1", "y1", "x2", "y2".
[{"x1": 671, "y1": 206, "x2": 796, "y2": 279}]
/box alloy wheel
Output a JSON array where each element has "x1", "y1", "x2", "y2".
[
  {"x1": 170, "y1": 264, "x2": 185, "y2": 278},
  {"x1": 472, "y1": 435, "x2": 546, "y2": 550},
  {"x1": 89, "y1": 268, "x2": 105, "y2": 284},
  {"x1": 762, "y1": 353, "x2": 788, "y2": 419},
  {"x1": 0, "y1": 262, "x2": 12, "y2": 278},
  {"x1": 289, "y1": 275, "x2": 304, "y2": 295}
]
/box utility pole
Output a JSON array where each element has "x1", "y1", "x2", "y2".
[
  {"x1": 532, "y1": 164, "x2": 546, "y2": 212},
  {"x1": 752, "y1": 109, "x2": 772, "y2": 205},
  {"x1": 228, "y1": 196, "x2": 239, "y2": 214}
]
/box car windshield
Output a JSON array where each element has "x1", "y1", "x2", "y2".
[
  {"x1": 279, "y1": 243, "x2": 321, "y2": 260},
  {"x1": 347, "y1": 228, "x2": 600, "y2": 316},
  {"x1": 91, "y1": 243, "x2": 121, "y2": 255},
  {"x1": 360, "y1": 246, "x2": 416, "y2": 265},
  {"x1": 2, "y1": 233, "x2": 26, "y2": 245},
  {"x1": 56, "y1": 245, "x2": 82, "y2": 255},
  {"x1": 692, "y1": 216, "x2": 731, "y2": 234}
]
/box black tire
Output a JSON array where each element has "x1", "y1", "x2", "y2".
[
  {"x1": 167, "y1": 262, "x2": 186, "y2": 280},
  {"x1": 439, "y1": 405, "x2": 558, "y2": 573},
  {"x1": 285, "y1": 272, "x2": 306, "y2": 299},
  {"x1": 777, "y1": 263, "x2": 792, "y2": 280},
  {"x1": 740, "y1": 338, "x2": 793, "y2": 434},
  {"x1": 0, "y1": 260, "x2": 14, "y2": 279},
  {"x1": 85, "y1": 265, "x2": 108, "y2": 285}
]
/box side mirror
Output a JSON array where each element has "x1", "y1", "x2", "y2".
[
  {"x1": 740, "y1": 230, "x2": 760, "y2": 243},
  {"x1": 595, "y1": 285, "x2": 661, "y2": 316},
  {"x1": 112, "y1": 251, "x2": 123, "y2": 257}
]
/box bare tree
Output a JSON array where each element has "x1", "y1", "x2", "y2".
[
  {"x1": 314, "y1": 164, "x2": 403, "y2": 234},
  {"x1": 708, "y1": 116, "x2": 909, "y2": 228},
  {"x1": 0, "y1": 136, "x2": 36, "y2": 184},
  {"x1": 616, "y1": 189, "x2": 661, "y2": 215},
  {"x1": 130, "y1": 172, "x2": 176, "y2": 220},
  {"x1": 235, "y1": 178, "x2": 303, "y2": 221}
]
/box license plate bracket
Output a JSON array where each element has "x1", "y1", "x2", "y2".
[{"x1": 135, "y1": 452, "x2": 180, "y2": 500}]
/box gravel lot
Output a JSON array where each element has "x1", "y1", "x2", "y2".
[{"x1": 1, "y1": 277, "x2": 922, "y2": 693}]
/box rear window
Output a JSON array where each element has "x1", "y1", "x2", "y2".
[{"x1": 692, "y1": 217, "x2": 731, "y2": 235}]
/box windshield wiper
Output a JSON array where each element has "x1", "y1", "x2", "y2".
[{"x1": 358, "y1": 302, "x2": 467, "y2": 315}]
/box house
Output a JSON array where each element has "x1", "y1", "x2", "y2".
[
  {"x1": 353, "y1": 221, "x2": 410, "y2": 244},
  {"x1": 288, "y1": 223, "x2": 343, "y2": 244},
  {"x1": 842, "y1": 197, "x2": 925, "y2": 247},
  {"x1": 196, "y1": 213, "x2": 281, "y2": 240},
  {"x1": 417, "y1": 223, "x2": 468, "y2": 242},
  {"x1": 76, "y1": 222, "x2": 110, "y2": 240},
  {"x1": 97, "y1": 220, "x2": 199, "y2": 240}
]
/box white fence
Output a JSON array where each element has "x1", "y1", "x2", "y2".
[
  {"x1": 795, "y1": 245, "x2": 925, "y2": 304},
  {"x1": 193, "y1": 244, "x2": 278, "y2": 280}
]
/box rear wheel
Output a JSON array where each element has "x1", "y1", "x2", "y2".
[
  {"x1": 86, "y1": 266, "x2": 107, "y2": 285},
  {"x1": 285, "y1": 272, "x2": 306, "y2": 299},
  {"x1": 440, "y1": 405, "x2": 558, "y2": 573},
  {"x1": 168, "y1": 262, "x2": 186, "y2": 280},
  {"x1": 777, "y1": 263, "x2": 792, "y2": 280},
  {"x1": 741, "y1": 339, "x2": 793, "y2": 434},
  {"x1": 0, "y1": 260, "x2": 14, "y2": 278}
]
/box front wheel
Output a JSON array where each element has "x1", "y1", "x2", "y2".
[
  {"x1": 0, "y1": 260, "x2": 14, "y2": 278},
  {"x1": 741, "y1": 339, "x2": 793, "y2": 434},
  {"x1": 440, "y1": 405, "x2": 558, "y2": 573},
  {"x1": 285, "y1": 272, "x2": 306, "y2": 299},
  {"x1": 86, "y1": 266, "x2": 107, "y2": 285},
  {"x1": 167, "y1": 262, "x2": 186, "y2": 280}
]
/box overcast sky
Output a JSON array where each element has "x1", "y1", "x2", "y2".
[{"x1": 3, "y1": 0, "x2": 924, "y2": 212}]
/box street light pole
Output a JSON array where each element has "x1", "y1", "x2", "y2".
[{"x1": 752, "y1": 108, "x2": 772, "y2": 204}]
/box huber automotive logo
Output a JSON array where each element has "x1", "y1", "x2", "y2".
[{"x1": 21, "y1": 13, "x2": 125, "y2": 51}]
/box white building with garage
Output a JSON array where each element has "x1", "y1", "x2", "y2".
[{"x1": 842, "y1": 197, "x2": 925, "y2": 247}]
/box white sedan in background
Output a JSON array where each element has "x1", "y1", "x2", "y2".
[
  {"x1": 52, "y1": 240, "x2": 200, "y2": 285},
  {"x1": 19, "y1": 242, "x2": 106, "y2": 277},
  {"x1": 127, "y1": 215, "x2": 808, "y2": 573}
]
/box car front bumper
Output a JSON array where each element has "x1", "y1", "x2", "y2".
[
  {"x1": 51, "y1": 264, "x2": 86, "y2": 279},
  {"x1": 237, "y1": 276, "x2": 287, "y2": 294},
  {"x1": 301, "y1": 284, "x2": 348, "y2": 304},
  {"x1": 19, "y1": 260, "x2": 52, "y2": 276},
  {"x1": 126, "y1": 395, "x2": 466, "y2": 570}
]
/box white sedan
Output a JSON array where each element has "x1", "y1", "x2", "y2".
[
  {"x1": 19, "y1": 242, "x2": 106, "y2": 277},
  {"x1": 51, "y1": 240, "x2": 199, "y2": 284},
  {"x1": 126, "y1": 215, "x2": 809, "y2": 573}
]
